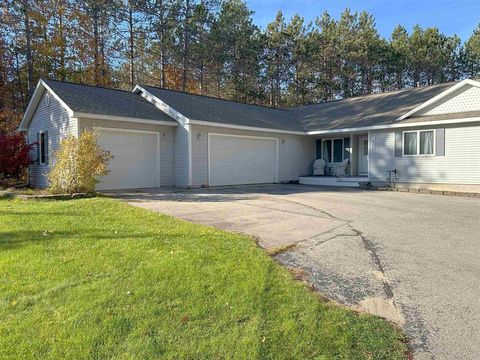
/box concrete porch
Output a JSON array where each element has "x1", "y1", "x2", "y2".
[{"x1": 299, "y1": 176, "x2": 368, "y2": 187}]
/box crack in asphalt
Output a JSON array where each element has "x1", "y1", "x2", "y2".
[
  {"x1": 348, "y1": 225, "x2": 395, "y2": 301},
  {"x1": 240, "y1": 201, "x2": 336, "y2": 220},
  {"x1": 242, "y1": 193, "x2": 399, "y2": 306}
]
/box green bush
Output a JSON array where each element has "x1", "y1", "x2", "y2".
[{"x1": 48, "y1": 130, "x2": 112, "y2": 194}]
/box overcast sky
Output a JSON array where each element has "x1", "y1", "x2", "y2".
[{"x1": 245, "y1": 0, "x2": 480, "y2": 42}]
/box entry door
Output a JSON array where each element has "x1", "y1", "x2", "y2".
[{"x1": 358, "y1": 136, "x2": 368, "y2": 175}]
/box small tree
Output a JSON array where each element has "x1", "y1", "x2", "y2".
[
  {"x1": 48, "y1": 130, "x2": 112, "y2": 194},
  {"x1": 0, "y1": 132, "x2": 35, "y2": 187}
]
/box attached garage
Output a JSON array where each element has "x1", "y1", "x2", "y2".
[
  {"x1": 96, "y1": 128, "x2": 160, "y2": 190},
  {"x1": 208, "y1": 133, "x2": 278, "y2": 186}
]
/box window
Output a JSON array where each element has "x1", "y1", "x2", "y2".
[
  {"x1": 38, "y1": 131, "x2": 48, "y2": 165},
  {"x1": 333, "y1": 139, "x2": 343, "y2": 162},
  {"x1": 320, "y1": 137, "x2": 351, "y2": 163},
  {"x1": 322, "y1": 139, "x2": 332, "y2": 162},
  {"x1": 403, "y1": 130, "x2": 434, "y2": 156},
  {"x1": 315, "y1": 139, "x2": 322, "y2": 159},
  {"x1": 419, "y1": 131, "x2": 434, "y2": 155},
  {"x1": 363, "y1": 139, "x2": 369, "y2": 155}
]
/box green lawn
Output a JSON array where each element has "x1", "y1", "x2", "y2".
[{"x1": 0, "y1": 197, "x2": 407, "y2": 359}]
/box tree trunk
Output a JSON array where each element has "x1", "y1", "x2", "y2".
[
  {"x1": 181, "y1": 0, "x2": 190, "y2": 91},
  {"x1": 128, "y1": 2, "x2": 135, "y2": 88},
  {"x1": 22, "y1": 0, "x2": 34, "y2": 98},
  {"x1": 93, "y1": 8, "x2": 100, "y2": 85},
  {"x1": 58, "y1": 10, "x2": 66, "y2": 81},
  {"x1": 155, "y1": 0, "x2": 166, "y2": 88}
]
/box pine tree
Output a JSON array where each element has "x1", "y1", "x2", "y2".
[{"x1": 462, "y1": 23, "x2": 480, "y2": 78}]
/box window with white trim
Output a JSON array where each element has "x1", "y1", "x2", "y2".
[
  {"x1": 320, "y1": 137, "x2": 351, "y2": 163},
  {"x1": 38, "y1": 131, "x2": 48, "y2": 164},
  {"x1": 403, "y1": 130, "x2": 434, "y2": 156}
]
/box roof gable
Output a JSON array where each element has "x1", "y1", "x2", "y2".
[
  {"x1": 291, "y1": 82, "x2": 457, "y2": 132},
  {"x1": 137, "y1": 85, "x2": 305, "y2": 133},
  {"x1": 415, "y1": 83, "x2": 480, "y2": 117},
  {"x1": 19, "y1": 79, "x2": 74, "y2": 131},
  {"x1": 19, "y1": 79, "x2": 177, "y2": 131},
  {"x1": 396, "y1": 79, "x2": 480, "y2": 121}
]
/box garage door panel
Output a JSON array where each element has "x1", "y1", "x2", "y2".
[
  {"x1": 96, "y1": 129, "x2": 159, "y2": 190},
  {"x1": 209, "y1": 135, "x2": 277, "y2": 186}
]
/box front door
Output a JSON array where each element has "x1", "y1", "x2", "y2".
[{"x1": 358, "y1": 136, "x2": 368, "y2": 175}]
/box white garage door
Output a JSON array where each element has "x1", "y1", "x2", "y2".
[
  {"x1": 209, "y1": 134, "x2": 277, "y2": 186},
  {"x1": 96, "y1": 128, "x2": 159, "y2": 190}
]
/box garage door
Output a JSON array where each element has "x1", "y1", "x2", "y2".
[
  {"x1": 96, "y1": 128, "x2": 159, "y2": 190},
  {"x1": 209, "y1": 134, "x2": 277, "y2": 186}
]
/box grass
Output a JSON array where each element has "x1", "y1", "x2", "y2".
[{"x1": 0, "y1": 197, "x2": 407, "y2": 359}]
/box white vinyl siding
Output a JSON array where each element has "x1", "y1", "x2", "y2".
[
  {"x1": 79, "y1": 118, "x2": 175, "y2": 187},
  {"x1": 369, "y1": 123, "x2": 480, "y2": 185},
  {"x1": 28, "y1": 91, "x2": 76, "y2": 188},
  {"x1": 190, "y1": 124, "x2": 315, "y2": 187},
  {"x1": 175, "y1": 124, "x2": 191, "y2": 187}
]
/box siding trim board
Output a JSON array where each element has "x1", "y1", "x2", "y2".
[{"x1": 134, "y1": 85, "x2": 190, "y2": 125}]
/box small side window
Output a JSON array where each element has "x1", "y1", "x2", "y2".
[{"x1": 39, "y1": 131, "x2": 48, "y2": 165}]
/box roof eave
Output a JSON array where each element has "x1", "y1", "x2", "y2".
[
  {"x1": 307, "y1": 116, "x2": 480, "y2": 134},
  {"x1": 74, "y1": 112, "x2": 178, "y2": 126}
]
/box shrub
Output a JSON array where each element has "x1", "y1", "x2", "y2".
[
  {"x1": 48, "y1": 130, "x2": 112, "y2": 194},
  {"x1": 0, "y1": 132, "x2": 35, "y2": 187}
]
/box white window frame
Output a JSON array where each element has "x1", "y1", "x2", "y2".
[
  {"x1": 320, "y1": 137, "x2": 350, "y2": 163},
  {"x1": 38, "y1": 131, "x2": 48, "y2": 165},
  {"x1": 402, "y1": 129, "x2": 436, "y2": 157}
]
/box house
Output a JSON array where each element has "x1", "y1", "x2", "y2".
[{"x1": 19, "y1": 78, "x2": 480, "y2": 192}]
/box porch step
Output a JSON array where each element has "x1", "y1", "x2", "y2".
[{"x1": 299, "y1": 176, "x2": 368, "y2": 188}]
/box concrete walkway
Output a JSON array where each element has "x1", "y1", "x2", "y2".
[{"x1": 111, "y1": 184, "x2": 480, "y2": 360}]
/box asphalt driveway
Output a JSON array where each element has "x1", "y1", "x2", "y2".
[{"x1": 112, "y1": 184, "x2": 480, "y2": 360}]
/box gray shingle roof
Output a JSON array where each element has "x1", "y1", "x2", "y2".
[
  {"x1": 140, "y1": 85, "x2": 305, "y2": 132},
  {"x1": 45, "y1": 78, "x2": 470, "y2": 132},
  {"x1": 43, "y1": 79, "x2": 176, "y2": 123},
  {"x1": 290, "y1": 82, "x2": 459, "y2": 132}
]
